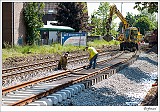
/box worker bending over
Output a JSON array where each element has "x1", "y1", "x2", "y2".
[
  {"x1": 57, "y1": 52, "x2": 69, "y2": 70},
  {"x1": 85, "y1": 46, "x2": 98, "y2": 69}
]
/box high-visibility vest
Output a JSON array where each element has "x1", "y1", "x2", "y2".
[{"x1": 88, "y1": 47, "x2": 98, "y2": 60}]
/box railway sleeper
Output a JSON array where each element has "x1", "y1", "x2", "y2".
[
  {"x1": 27, "y1": 98, "x2": 53, "y2": 106},
  {"x1": 81, "y1": 69, "x2": 115, "y2": 88},
  {"x1": 2, "y1": 51, "x2": 121, "y2": 87},
  {"x1": 5, "y1": 51, "x2": 136, "y2": 106},
  {"x1": 114, "y1": 54, "x2": 138, "y2": 72},
  {"x1": 26, "y1": 83, "x2": 85, "y2": 106},
  {"x1": 35, "y1": 67, "x2": 123, "y2": 106},
  {"x1": 53, "y1": 55, "x2": 138, "y2": 105}
]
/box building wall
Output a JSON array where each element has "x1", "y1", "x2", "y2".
[
  {"x1": 42, "y1": 2, "x2": 58, "y2": 25},
  {"x1": 44, "y1": 2, "x2": 58, "y2": 14},
  {"x1": 14, "y1": 2, "x2": 26, "y2": 45},
  {"x1": 2, "y1": 2, "x2": 26, "y2": 47},
  {"x1": 42, "y1": 14, "x2": 56, "y2": 25},
  {"x1": 2, "y1": 2, "x2": 12, "y2": 47}
]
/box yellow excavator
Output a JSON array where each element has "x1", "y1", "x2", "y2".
[{"x1": 103, "y1": 4, "x2": 142, "y2": 51}]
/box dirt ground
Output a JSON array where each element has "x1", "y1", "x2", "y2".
[{"x1": 140, "y1": 86, "x2": 158, "y2": 106}]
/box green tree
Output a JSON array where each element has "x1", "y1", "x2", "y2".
[
  {"x1": 56, "y1": 2, "x2": 89, "y2": 32},
  {"x1": 117, "y1": 22, "x2": 123, "y2": 33},
  {"x1": 118, "y1": 12, "x2": 136, "y2": 33},
  {"x1": 125, "y1": 12, "x2": 136, "y2": 26},
  {"x1": 23, "y1": 2, "x2": 45, "y2": 45},
  {"x1": 118, "y1": 9, "x2": 158, "y2": 35},
  {"x1": 95, "y1": 2, "x2": 110, "y2": 35},
  {"x1": 134, "y1": 2, "x2": 158, "y2": 14},
  {"x1": 133, "y1": 16, "x2": 155, "y2": 35},
  {"x1": 89, "y1": 14, "x2": 101, "y2": 36},
  {"x1": 80, "y1": 2, "x2": 89, "y2": 32},
  {"x1": 89, "y1": 2, "x2": 117, "y2": 37},
  {"x1": 139, "y1": 9, "x2": 158, "y2": 29}
]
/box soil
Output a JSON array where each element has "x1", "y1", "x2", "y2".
[{"x1": 140, "y1": 86, "x2": 158, "y2": 106}]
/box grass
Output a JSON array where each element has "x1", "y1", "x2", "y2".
[
  {"x1": 2, "y1": 40, "x2": 120, "y2": 62},
  {"x1": 88, "y1": 39, "x2": 120, "y2": 47}
]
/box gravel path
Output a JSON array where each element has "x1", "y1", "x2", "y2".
[{"x1": 57, "y1": 50, "x2": 158, "y2": 106}]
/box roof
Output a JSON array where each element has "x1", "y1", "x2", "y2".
[{"x1": 37, "y1": 25, "x2": 75, "y2": 32}]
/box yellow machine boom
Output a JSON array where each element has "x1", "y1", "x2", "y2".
[{"x1": 104, "y1": 4, "x2": 142, "y2": 51}]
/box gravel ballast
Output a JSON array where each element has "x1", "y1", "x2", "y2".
[{"x1": 57, "y1": 50, "x2": 158, "y2": 106}]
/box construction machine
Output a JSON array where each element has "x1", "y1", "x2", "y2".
[
  {"x1": 103, "y1": 4, "x2": 142, "y2": 51},
  {"x1": 144, "y1": 29, "x2": 158, "y2": 47}
]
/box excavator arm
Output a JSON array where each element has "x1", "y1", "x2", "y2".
[
  {"x1": 104, "y1": 4, "x2": 142, "y2": 52},
  {"x1": 104, "y1": 4, "x2": 129, "y2": 41}
]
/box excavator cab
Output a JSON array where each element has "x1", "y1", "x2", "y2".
[
  {"x1": 120, "y1": 27, "x2": 139, "y2": 51},
  {"x1": 125, "y1": 27, "x2": 138, "y2": 41}
]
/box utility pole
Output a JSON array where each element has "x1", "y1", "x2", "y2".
[
  {"x1": 102, "y1": 5, "x2": 105, "y2": 36},
  {"x1": 79, "y1": 30, "x2": 82, "y2": 47},
  {"x1": 121, "y1": 2, "x2": 123, "y2": 14},
  {"x1": 121, "y1": 2, "x2": 123, "y2": 33}
]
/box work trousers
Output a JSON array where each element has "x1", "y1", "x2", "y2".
[{"x1": 88, "y1": 53, "x2": 98, "y2": 69}]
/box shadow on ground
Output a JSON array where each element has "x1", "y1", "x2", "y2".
[
  {"x1": 138, "y1": 56, "x2": 158, "y2": 66},
  {"x1": 118, "y1": 67, "x2": 152, "y2": 83},
  {"x1": 67, "y1": 86, "x2": 142, "y2": 106}
]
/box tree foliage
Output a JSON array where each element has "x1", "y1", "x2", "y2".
[
  {"x1": 89, "y1": 2, "x2": 118, "y2": 37},
  {"x1": 133, "y1": 16, "x2": 155, "y2": 35},
  {"x1": 139, "y1": 9, "x2": 158, "y2": 29},
  {"x1": 134, "y1": 2, "x2": 158, "y2": 14},
  {"x1": 23, "y1": 2, "x2": 45, "y2": 45},
  {"x1": 118, "y1": 12, "x2": 136, "y2": 33},
  {"x1": 90, "y1": 14, "x2": 102, "y2": 36},
  {"x1": 117, "y1": 22, "x2": 123, "y2": 33},
  {"x1": 80, "y1": 2, "x2": 90, "y2": 31},
  {"x1": 125, "y1": 12, "x2": 136, "y2": 26},
  {"x1": 56, "y1": 2, "x2": 89, "y2": 32},
  {"x1": 117, "y1": 9, "x2": 158, "y2": 35}
]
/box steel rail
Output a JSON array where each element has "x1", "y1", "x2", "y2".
[
  {"x1": 2, "y1": 45, "x2": 119, "y2": 74},
  {"x1": 2, "y1": 51, "x2": 123, "y2": 95},
  {"x1": 2, "y1": 53, "x2": 87, "y2": 74},
  {"x1": 2, "y1": 51, "x2": 110, "y2": 78},
  {"x1": 2, "y1": 49, "x2": 109, "y2": 74},
  {"x1": 2, "y1": 51, "x2": 114, "y2": 87},
  {"x1": 9, "y1": 51, "x2": 136, "y2": 106}
]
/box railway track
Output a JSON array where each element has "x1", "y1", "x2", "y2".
[
  {"x1": 2, "y1": 45, "x2": 119, "y2": 73},
  {"x1": 2, "y1": 49, "x2": 119, "y2": 88},
  {"x1": 2, "y1": 50, "x2": 122, "y2": 94},
  {"x1": 2, "y1": 50, "x2": 138, "y2": 106}
]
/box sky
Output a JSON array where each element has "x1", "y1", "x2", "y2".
[{"x1": 87, "y1": 2, "x2": 140, "y2": 27}]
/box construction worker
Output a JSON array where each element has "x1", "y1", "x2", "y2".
[
  {"x1": 57, "y1": 52, "x2": 69, "y2": 70},
  {"x1": 85, "y1": 46, "x2": 98, "y2": 69}
]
